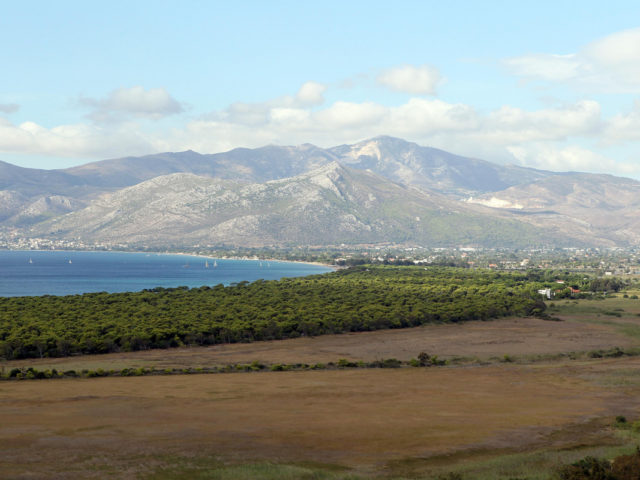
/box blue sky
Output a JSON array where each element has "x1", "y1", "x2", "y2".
[{"x1": 2, "y1": 1, "x2": 640, "y2": 178}]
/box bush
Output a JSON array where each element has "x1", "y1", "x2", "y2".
[
  {"x1": 437, "y1": 473, "x2": 463, "y2": 480},
  {"x1": 418, "y1": 351, "x2": 431, "y2": 366},
  {"x1": 337, "y1": 358, "x2": 357, "y2": 368},
  {"x1": 604, "y1": 347, "x2": 625, "y2": 358},
  {"x1": 555, "y1": 455, "x2": 614, "y2": 479},
  {"x1": 612, "y1": 447, "x2": 640, "y2": 479},
  {"x1": 250, "y1": 360, "x2": 265, "y2": 371},
  {"x1": 382, "y1": 358, "x2": 401, "y2": 368}
]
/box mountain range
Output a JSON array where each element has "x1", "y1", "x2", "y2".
[{"x1": 2, "y1": 136, "x2": 639, "y2": 248}]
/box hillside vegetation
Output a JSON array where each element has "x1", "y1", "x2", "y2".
[{"x1": 0, "y1": 266, "x2": 548, "y2": 360}]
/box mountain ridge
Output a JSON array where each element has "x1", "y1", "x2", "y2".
[
  {"x1": 2, "y1": 136, "x2": 639, "y2": 248},
  {"x1": 32, "y1": 162, "x2": 565, "y2": 248}
]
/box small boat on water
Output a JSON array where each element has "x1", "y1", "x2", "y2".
[
  {"x1": 205, "y1": 260, "x2": 209, "y2": 268},
  {"x1": 28, "y1": 257, "x2": 33, "y2": 264},
  {"x1": 68, "y1": 260, "x2": 72, "y2": 264},
  {"x1": 213, "y1": 260, "x2": 218, "y2": 268}
]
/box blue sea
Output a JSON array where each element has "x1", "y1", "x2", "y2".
[{"x1": 0, "y1": 250, "x2": 333, "y2": 297}]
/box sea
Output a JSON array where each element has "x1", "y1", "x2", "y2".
[{"x1": 0, "y1": 250, "x2": 333, "y2": 297}]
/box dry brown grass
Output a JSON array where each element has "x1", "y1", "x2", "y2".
[
  {"x1": 2, "y1": 311, "x2": 640, "y2": 478},
  {"x1": 2, "y1": 315, "x2": 634, "y2": 373},
  {"x1": 2, "y1": 359, "x2": 640, "y2": 478}
]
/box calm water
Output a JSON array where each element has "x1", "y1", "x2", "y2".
[{"x1": 0, "y1": 250, "x2": 332, "y2": 297}]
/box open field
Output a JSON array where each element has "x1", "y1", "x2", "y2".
[
  {"x1": 4, "y1": 294, "x2": 640, "y2": 478},
  {"x1": 2, "y1": 359, "x2": 640, "y2": 479},
  {"x1": 2, "y1": 314, "x2": 637, "y2": 373}
]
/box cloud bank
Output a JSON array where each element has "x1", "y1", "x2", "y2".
[
  {"x1": 505, "y1": 28, "x2": 640, "y2": 93},
  {"x1": 1, "y1": 51, "x2": 639, "y2": 178},
  {"x1": 80, "y1": 86, "x2": 185, "y2": 123}
]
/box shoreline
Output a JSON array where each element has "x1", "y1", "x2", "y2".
[
  {"x1": 2, "y1": 248, "x2": 337, "y2": 270},
  {"x1": 169, "y1": 251, "x2": 338, "y2": 270},
  {"x1": 0, "y1": 249, "x2": 337, "y2": 297}
]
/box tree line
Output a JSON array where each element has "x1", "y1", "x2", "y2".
[{"x1": 0, "y1": 265, "x2": 550, "y2": 360}]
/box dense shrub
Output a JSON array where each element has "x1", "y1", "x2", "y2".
[
  {"x1": 555, "y1": 456, "x2": 615, "y2": 479},
  {"x1": 0, "y1": 266, "x2": 548, "y2": 360},
  {"x1": 611, "y1": 448, "x2": 640, "y2": 479}
]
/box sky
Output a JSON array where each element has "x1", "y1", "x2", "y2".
[{"x1": 2, "y1": 1, "x2": 640, "y2": 178}]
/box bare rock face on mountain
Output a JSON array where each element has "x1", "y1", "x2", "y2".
[
  {"x1": 331, "y1": 136, "x2": 552, "y2": 196},
  {"x1": 467, "y1": 173, "x2": 640, "y2": 246},
  {"x1": 34, "y1": 163, "x2": 559, "y2": 248}
]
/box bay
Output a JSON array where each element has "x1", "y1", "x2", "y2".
[{"x1": 0, "y1": 250, "x2": 332, "y2": 297}]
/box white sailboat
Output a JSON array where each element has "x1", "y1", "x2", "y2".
[
  {"x1": 28, "y1": 257, "x2": 33, "y2": 264},
  {"x1": 213, "y1": 260, "x2": 218, "y2": 268},
  {"x1": 205, "y1": 260, "x2": 209, "y2": 268}
]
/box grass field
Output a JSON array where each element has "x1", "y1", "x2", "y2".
[
  {"x1": 2, "y1": 360, "x2": 640, "y2": 479},
  {"x1": 1, "y1": 314, "x2": 636, "y2": 373},
  {"x1": 3, "y1": 294, "x2": 640, "y2": 478}
]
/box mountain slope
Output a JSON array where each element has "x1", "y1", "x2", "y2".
[
  {"x1": 4, "y1": 136, "x2": 640, "y2": 248},
  {"x1": 34, "y1": 163, "x2": 561, "y2": 248},
  {"x1": 64, "y1": 144, "x2": 337, "y2": 187},
  {"x1": 0, "y1": 136, "x2": 556, "y2": 229},
  {"x1": 468, "y1": 173, "x2": 640, "y2": 246},
  {"x1": 331, "y1": 136, "x2": 552, "y2": 196}
]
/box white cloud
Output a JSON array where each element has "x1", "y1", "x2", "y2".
[
  {"x1": 80, "y1": 86, "x2": 184, "y2": 122},
  {"x1": 505, "y1": 28, "x2": 640, "y2": 92},
  {"x1": 295, "y1": 81, "x2": 327, "y2": 106},
  {"x1": 388, "y1": 98, "x2": 479, "y2": 133},
  {"x1": 212, "y1": 81, "x2": 328, "y2": 126},
  {"x1": 166, "y1": 96, "x2": 608, "y2": 174},
  {"x1": 315, "y1": 101, "x2": 387, "y2": 129},
  {"x1": 0, "y1": 118, "x2": 159, "y2": 160},
  {"x1": 603, "y1": 100, "x2": 640, "y2": 142},
  {"x1": 2, "y1": 81, "x2": 636, "y2": 178},
  {"x1": 0, "y1": 103, "x2": 19, "y2": 114},
  {"x1": 505, "y1": 144, "x2": 640, "y2": 177},
  {"x1": 377, "y1": 64, "x2": 442, "y2": 95},
  {"x1": 505, "y1": 54, "x2": 582, "y2": 82},
  {"x1": 484, "y1": 100, "x2": 601, "y2": 143}
]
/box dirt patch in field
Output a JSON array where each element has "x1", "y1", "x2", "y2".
[
  {"x1": 2, "y1": 360, "x2": 640, "y2": 478},
  {"x1": 2, "y1": 316, "x2": 634, "y2": 373}
]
